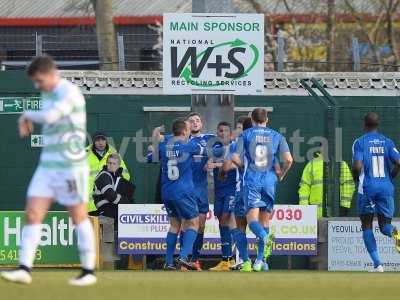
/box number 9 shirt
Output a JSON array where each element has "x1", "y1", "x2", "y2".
[{"x1": 239, "y1": 126, "x2": 290, "y2": 212}]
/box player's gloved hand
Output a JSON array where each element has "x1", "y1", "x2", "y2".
[{"x1": 18, "y1": 115, "x2": 33, "y2": 138}]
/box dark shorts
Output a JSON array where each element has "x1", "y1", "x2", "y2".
[
  {"x1": 234, "y1": 191, "x2": 246, "y2": 218},
  {"x1": 193, "y1": 184, "x2": 209, "y2": 214},
  {"x1": 163, "y1": 191, "x2": 199, "y2": 220},
  {"x1": 214, "y1": 193, "x2": 235, "y2": 217}
]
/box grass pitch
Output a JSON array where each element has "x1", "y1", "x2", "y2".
[{"x1": 0, "y1": 270, "x2": 398, "y2": 300}]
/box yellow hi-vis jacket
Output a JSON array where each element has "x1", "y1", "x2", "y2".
[
  {"x1": 86, "y1": 144, "x2": 131, "y2": 212},
  {"x1": 298, "y1": 153, "x2": 355, "y2": 218}
]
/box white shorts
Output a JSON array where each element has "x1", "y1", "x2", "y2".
[{"x1": 27, "y1": 166, "x2": 89, "y2": 206}]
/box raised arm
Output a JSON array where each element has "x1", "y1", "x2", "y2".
[
  {"x1": 222, "y1": 159, "x2": 237, "y2": 172},
  {"x1": 151, "y1": 125, "x2": 165, "y2": 145}
]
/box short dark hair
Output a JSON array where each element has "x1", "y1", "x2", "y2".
[
  {"x1": 242, "y1": 117, "x2": 253, "y2": 131},
  {"x1": 364, "y1": 112, "x2": 379, "y2": 129},
  {"x1": 26, "y1": 55, "x2": 57, "y2": 77},
  {"x1": 186, "y1": 112, "x2": 202, "y2": 120},
  {"x1": 172, "y1": 119, "x2": 187, "y2": 136},
  {"x1": 251, "y1": 108, "x2": 268, "y2": 124},
  {"x1": 217, "y1": 121, "x2": 231, "y2": 130}
]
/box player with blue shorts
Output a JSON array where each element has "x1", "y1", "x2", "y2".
[
  {"x1": 158, "y1": 119, "x2": 204, "y2": 270},
  {"x1": 352, "y1": 112, "x2": 400, "y2": 272},
  {"x1": 222, "y1": 117, "x2": 252, "y2": 271},
  {"x1": 230, "y1": 108, "x2": 293, "y2": 271},
  {"x1": 224, "y1": 116, "x2": 281, "y2": 272},
  {"x1": 208, "y1": 121, "x2": 237, "y2": 271},
  {"x1": 186, "y1": 112, "x2": 215, "y2": 270}
]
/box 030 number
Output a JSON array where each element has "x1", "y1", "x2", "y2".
[{"x1": 271, "y1": 209, "x2": 303, "y2": 221}]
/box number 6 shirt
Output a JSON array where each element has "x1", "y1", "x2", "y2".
[{"x1": 159, "y1": 137, "x2": 204, "y2": 200}]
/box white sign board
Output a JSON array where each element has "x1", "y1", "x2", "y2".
[
  {"x1": 163, "y1": 13, "x2": 264, "y2": 95},
  {"x1": 118, "y1": 204, "x2": 317, "y2": 255},
  {"x1": 328, "y1": 220, "x2": 400, "y2": 271}
]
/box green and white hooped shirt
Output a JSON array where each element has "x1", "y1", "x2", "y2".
[{"x1": 24, "y1": 79, "x2": 88, "y2": 170}]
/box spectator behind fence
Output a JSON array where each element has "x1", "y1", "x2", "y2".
[
  {"x1": 298, "y1": 143, "x2": 355, "y2": 218},
  {"x1": 90, "y1": 153, "x2": 135, "y2": 219},
  {"x1": 86, "y1": 131, "x2": 131, "y2": 212}
]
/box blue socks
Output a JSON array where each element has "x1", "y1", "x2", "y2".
[
  {"x1": 255, "y1": 226, "x2": 270, "y2": 261},
  {"x1": 380, "y1": 223, "x2": 394, "y2": 237},
  {"x1": 220, "y1": 226, "x2": 232, "y2": 258},
  {"x1": 249, "y1": 221, "x2": 267, "y2": 261},
  {"x1": 191, "y1": 232, "x2": 204, "y2": 260},
  {"x1": 179, "y1": 231, "x2": 184, "y2": 252},
  {"x1": 180, "y1": 229, "x2": 198, "y2": 260},
  {"x1": 231, "y1": 228, "x2": 249, "y2": 261},
  {"x1": 165, "y1": 232, "x2": 178, "y2": 265},
  {"x1": 363, "y1": 229, "x2": 381, "y2": 268}
]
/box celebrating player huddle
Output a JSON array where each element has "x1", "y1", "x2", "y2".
[
  {"x1": 151, "y1": 108, "x2": 293, "y2": 272},
  {"x1": 152, "y1": 109, "x2": 400, "y2": 273}
]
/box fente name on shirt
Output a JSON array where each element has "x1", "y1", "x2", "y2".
[{"x1": 369, "y1": 146, "x2": 385, "y2": 154}]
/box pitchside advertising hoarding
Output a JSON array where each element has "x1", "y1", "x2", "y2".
[
  {"x1": 163, "y1": 13, "x2": 265, "y2": 95},
  {"x1": 328, "y1": 220, "x2": 400, "y2": 271},
  {"x1": 0, "y1": 211, "x2": 80, "y2": 266},
  {"x1": 118, "y1": 204, "x2": 318, "y2": 256}
]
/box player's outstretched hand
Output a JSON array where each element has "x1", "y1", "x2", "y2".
[{"x1": 18, "y1": 115, "x2": 33, "y2": 138}]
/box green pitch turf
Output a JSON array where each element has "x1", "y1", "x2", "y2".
[{"x1": 0, "y1": 270, "x2": 398, "y2": 300}]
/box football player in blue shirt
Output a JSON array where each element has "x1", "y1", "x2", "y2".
[
  {"x1": 222, "y1": 117, "x2": 253, "y2": 272},
  {"x1": 208, "y1": 121, "x2": 237, "y2": 271},
  {"x1": 230, "y1": 108, "x2": 293, "y2": 271},
  {"x1": 352, "y1": 112, "x2": 400, "y2": 272},
  {"x1": 186, "y1": 112, "x2": 215, "y2": 270},
  {"x1": 224, "y1": 116, "x2": 282, "y2": 272},
  {"x1": 157, "y1": 119, "x2": 204, "y2": 270}
]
